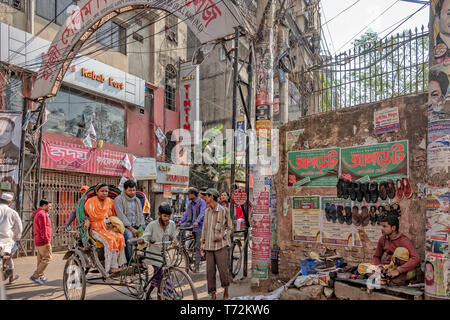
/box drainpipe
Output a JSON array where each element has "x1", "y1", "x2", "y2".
[{"x1": 28, "y1": 0, "x2": 35, "y2": 34}]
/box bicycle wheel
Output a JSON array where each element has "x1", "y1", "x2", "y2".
[
  {"x1": 157, "y1": 266, "x2": 197, "y2": 300},
  {"x1": 166, "y1": 246, "x2": 181, "y2": 267},
  {"x1": 63, "y1": 255, "x2": 86, "y2": 300},
  {"x1": 231, "y1": 239, "x2": 242, "y2": 278}
]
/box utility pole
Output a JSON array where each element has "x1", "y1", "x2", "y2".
[
  {"x1": 230, "y1": 27, "x2": 239, "y2": 275},
  {"x1": 252, "y1": 0, "x2": 275, "y2": 287},
  {"x1": 426, "y1": 3, "x2": 450, "y2": 300},
  {"x1": 278, "y1": 17, "x2": 289, "y2": 125}
]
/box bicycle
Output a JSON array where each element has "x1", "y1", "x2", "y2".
[
  {"x1": 63, "y1": 230, "x2": 198, "y2": 300},
  {"x1": 167, "y1": 225, "x2": 204, "y2": 273},
  {"x1": 230, "y1": 226, "x2": 252, "y2": 278}
]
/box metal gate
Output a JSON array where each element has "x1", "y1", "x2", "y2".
[{"x1": 20, "y1": 170, "x2": 120, "y2": 253}]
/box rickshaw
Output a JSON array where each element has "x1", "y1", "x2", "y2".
[{"x1": 62, "y1": 185, "x2": 197, "y2": 300}]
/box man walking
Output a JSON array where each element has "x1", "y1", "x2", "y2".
[
  {"x1": 179, "y1": 188, "x2": 206, "y2": 273},
  {"x1": 114, "y1": 179, "x2": 145, "y2": 263},
  {"x1": 31, "y1": 199, "x2": 53, "y2": 285},
  {"x1": 201, "y1": 188, "x2": 233, "y2": 300},
  {"x1": 0, "y1": 192, "x2": 22, "y2": 284}
]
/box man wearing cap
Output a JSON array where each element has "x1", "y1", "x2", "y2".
[
  {"x1": 0, "y1": 192, "x2": 22, "y2": 284},
  {"x1": 179, "y1": 188, "x2": 206, "y2": 272},
  {"x1": 200, "y1": 188, "x2": 233, "y2": 300},
  {"x1": 64, "y1": 185, "x2": 89, "y2": 229}
]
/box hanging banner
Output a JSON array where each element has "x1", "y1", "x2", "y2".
[
  {"x1": 0, "y1": 112, "x2": 21, "y2": 186},
  {"x1": 252, "y1": 191, "x2": 271, "y2": 279},
  {"x1": 163, "y1": 185, "x2": 172, "y2": 199},
  {"x1": 292, "y1": 196, "x2": 321, "y2": 242},
  {"x1": 288, "y1": 148, "x2": 340, "y2": 187},
  {"x1": 320, "y1": 197, "x2": 353, "y2": 246},
  {"x1": 30, "y1": 0, "x2": 245, "y2": 100},
  {"x1": 180, "y1": 62, "x2": 200, "y2": 137},
  {"x1": 41, "y1": 140, "x2": 133, "y2": 177},
  {"x1": 341, "y1": 140, "x2": 408, "y2": 183}
]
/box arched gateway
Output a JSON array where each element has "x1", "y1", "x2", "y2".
[{"x1": 30, "y1": 0, "x2": 244, "y2": 100}]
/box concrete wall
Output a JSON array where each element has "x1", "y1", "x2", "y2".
[{"x1": 276, "y1": 94, "x2": 428, "y2": 280}]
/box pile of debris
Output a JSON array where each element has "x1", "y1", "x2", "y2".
[{"x1": 280, "y1": 248, "x2": 346, "y2": 300}]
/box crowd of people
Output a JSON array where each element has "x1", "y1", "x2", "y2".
[
  {"x1": 1, "y1": 179, "x2": 421, "y2": 299},
  {"x1": 0, "y1": 180, "x2": 247, "y2": 300}
]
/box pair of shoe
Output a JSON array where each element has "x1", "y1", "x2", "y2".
[
  {"x1": 336, "y1": 179, "x2": 378, "y2": 203},
  {"x1": 378, "y1": 179, "x2": 396, "y2": 200},
  {"x1": 369, "y1": 206, "x2": 379, "y2": 225},
  {"x1": 324, "y1": 203, "x2": 337, "y2": 223},
  {"x1": 352, "y1": 206, "x2": 370, "y2": 227},
  {"x1": 378, "y1": 203, "x2": 401, "y2": 219},
  {"x1": 337, "y1": 206, "x2": 352, "y2": 225},
  {"x1": 30, "y1": 276, "x2": 47, "y2": 285},
  {"x1": 396, "y1": 177, "x2": 412, "y2": 199}
]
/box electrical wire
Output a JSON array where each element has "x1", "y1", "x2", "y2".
[
  {"x1": 320, "y1": 2, "x2": 336, "y2": 55},
  {"x1": 0, "y1": 1, "x2": 228, "y2": 94},
  {"x1": 320, "y1": 0, "x2": 362, "y2": 28},
  {"x1": 334, "y1": 0, "x2": 401, "y2": 54}
]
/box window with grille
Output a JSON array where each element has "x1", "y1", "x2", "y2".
[
  {"x1": 96, "y1": 21, "x2": 127, "y2": 55},
  {"x1": 1, "y1": 0, "x2": 24, "y2": 11},
  {"x1": 165, "y1": 14, "x2": 178, "y2": 43},
  {"x1": 165, "y1": 65, "x2": 177, "y2": 111}
]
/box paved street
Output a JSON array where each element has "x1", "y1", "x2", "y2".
[{"x1": 4, "y1": 251, "x2": 254, "y2": 300}]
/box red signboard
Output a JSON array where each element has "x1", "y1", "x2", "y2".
[
  {"x1": 41, "y1": 140, "x2": 133, "y2": 177},
  {"x1": 232, "y1": 188, "x2": 247, "y2": 206}
]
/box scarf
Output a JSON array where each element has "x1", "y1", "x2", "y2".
[{"x1": 122, "y1": 193, "x2": 143, "y2": 227}]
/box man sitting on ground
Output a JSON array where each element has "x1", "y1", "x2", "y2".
[{"x1": 372, "y1": 214, "x2": 420, "y2": 285}]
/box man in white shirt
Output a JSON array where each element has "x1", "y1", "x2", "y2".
[{"x1": 0, "y1": 192, "x2": 22, "y2": 284}]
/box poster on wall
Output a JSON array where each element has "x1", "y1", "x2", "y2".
[
  {"x1": 320, "y1": 197, "x2": 353, "y2": 246},
  {"x1": 252, "y1": 191, "x2": 271, "y2": 279},
  {"x1": 425, "y1": 252, "x2": 450, "y2": 298},
  {"x1": 292, "y1": 196, "x2": 321, "y2": 242},
  {"x1": 0, "y1": 112, "x2": 21, "y2": 187},
  {"x1": 427, "y1": 120, "x2": 450, "y2": 175},
  {"x1": 288, "y1": 148, "x2": 340, "y2": 187},
  {"x1": 341, "y1": 140, "x2": 408, "y2": 183},
  {"x1": 374, "y1": 107, "x2": 400, "y2": 135},
  {"x1": 286, "y1": 129, "x2": 304, "y2": 152}
]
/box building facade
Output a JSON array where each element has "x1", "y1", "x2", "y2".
[{"x1": 0, "y1": 1, "x2": 190, "y2": 247}]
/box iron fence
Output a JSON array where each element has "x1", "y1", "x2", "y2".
[{"x1": 314, "y1": 26, "x2": 429, "y2": 113}]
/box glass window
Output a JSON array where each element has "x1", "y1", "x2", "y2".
[
  {"x1": 165, "y1": 65, "x2": 177, "y2": 111},
  {"x1": 36, "y1": 0, "x2": 55, "y2": 21},
  {"x1": 96, "y1": 21, "x2": 127, "y2": 55},
  {"x1": 36, "y1": 0, "x2": 75, "y2": 25},
  {"x1": 44, "y1": 86, "x2": 125, "y2": 145},
  {"x1": 56, "y1": 0, "x2": 74, "y2": 25},
  {"x1": 1, "y1": 0, "x2": 25, "y2": 11},
  {"x1": 4, "y1": 76, "x2": 23, "y2": 112}
]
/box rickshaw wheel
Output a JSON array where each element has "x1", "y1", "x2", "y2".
[{"x1": 63, "y1": 255, "x2": 86, "y2": 300}]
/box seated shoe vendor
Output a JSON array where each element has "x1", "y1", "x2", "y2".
[{"x1": 372, "y1": 214, "x2": 420, "y2": 285}]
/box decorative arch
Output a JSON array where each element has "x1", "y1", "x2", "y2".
[{"x1": 30, "y1": 0, "x2": 244, "y2": 101}]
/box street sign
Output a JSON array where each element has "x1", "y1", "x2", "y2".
[{"x1": 232, "y1": 188, "x2": 247, "y2": 206}]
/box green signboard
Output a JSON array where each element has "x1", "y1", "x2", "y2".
[
  {"x1": 288, "y1": 148, "x2": 340, "y2": 187},
  {"x1": 341, "y1": 140, "x2": 408, "y2": 183}
]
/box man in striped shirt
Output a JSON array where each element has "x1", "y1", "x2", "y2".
[{"x1": 200, "y1": 188, "x2": 233, "y2": 300}]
